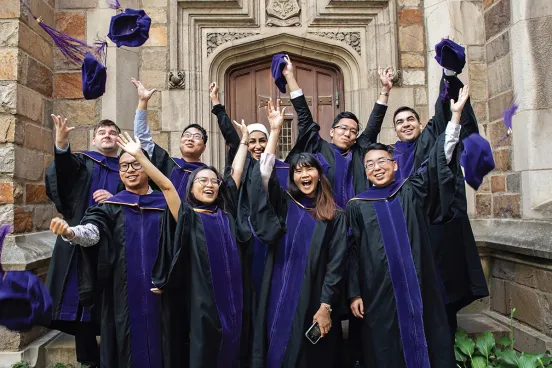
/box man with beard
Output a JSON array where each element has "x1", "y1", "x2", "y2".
[{"x1": 45, "y1": 115, "x2": 122, "y2": 367}]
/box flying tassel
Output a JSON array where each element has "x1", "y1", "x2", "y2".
[
  {"x1": 94, "y1": 36, "x2": 108, "y2": 66},
  {"x1": 503, "y1": 101, "x2": 518, "y2": 137},
  {"x1": 106, "y1": 0, "x2": 121, "y2": 9}
]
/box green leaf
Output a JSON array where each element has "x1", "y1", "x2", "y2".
[
  {"x1": 472, "y1": 356, "x2": 487, "y2": 368},
  {"x1": 455, "y1": 347, "x2": 467, "y2": 363},
  {"x1": 456, "y1": 336, "x2": 475, "y2": 358},
  {"x1": 476, "y1": 332, "x2": 496, "y2": 359},
  {"x1": 497, "y1": 336, "x2": 513, "y2": 347},
  {"x1": 539, "y1": 356, "x2": 552, "y2": 366},
  {"x1": 496, "y1": 349, "x2": 519, "y2": 367},
  {"x1": 517, "y1": 354, "x2": 539, "y2": 368},
  {"x1": 455, "y1": 328, "x2": 469, "y2": 339}
]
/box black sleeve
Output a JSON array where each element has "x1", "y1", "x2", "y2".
[
  {"x1": 320, "y1": 210, "x2": 348, "y2": 306},
  {"x1": 346, "y1": 202, "x2": 362, "y2": 299},
  {"x1": 245, "y1": 160, "x2": 287, "y2": 244},
  {"x1": 356, "y1": 102, "x2": 388, "y2": 149},
  {"x1": 286, "y1": 94, "x2": 322, "y2": 158},
  {"x1": 212, "y1": 104, "x2": 241, "y2": 165},
  {"x1": 151, "y1": 143, "x2": 176, "y2": 178},
  {"x1": 222, "y1": 166, "x2": 240, "y2": 218}
]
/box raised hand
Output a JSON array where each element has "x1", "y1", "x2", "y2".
[
  {"x1": 451, "y1": 85, "x2": 470, "y2": 115},
  {"x1": 232, "y1": 119, "x2": 249, "y2": 141},
  {"x1": 209, "y1": 82, "x2": 220, "y2": 105},
  {"x1": 266, "y1": 99, "x2": 286, "y2": 131},
  {"x1": 50, "y1": 217, "x2": 74, "y2": 238},
  {"x1": 52, "y1": 114, "x2": 75, "y2": 150},
  {"x1": 378, "y1": 66, "x2": 394, "y2": 92},
  {"x1": 131, "y1": 78, "x2": 157, "y2": 102},
  {"x1": 116, "y1": 132, "x2": 143, "y2": 157},
  {"x1": 282, "y1": 55, "x2": 293, "y2": 77}
]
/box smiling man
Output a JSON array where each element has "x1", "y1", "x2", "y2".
[
  {"x1": 346, "y1": 86, "x2": 477, "y2": 368},
  {"x1": 45, "y1": 115, "x2": 122, "y2": 368}
]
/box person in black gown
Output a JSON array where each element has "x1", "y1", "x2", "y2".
[
  {"x1": 247, "y1": 102, "x2": 348, "y2": 367},
  {"x1": 152, "y1": 119, "x2": 253, "y2": 368},
  {"x1": 347, "y1": 86, "x2": 475, "y2": 368}
]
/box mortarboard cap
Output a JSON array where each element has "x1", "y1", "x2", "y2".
[
  {"x1": 0, "y1": 225, "x2": 52, "y2": 331},
  {"x1": 460, "y1": 133, "x2": 495, "y2": 190},
  {"x1": 435, "y1": 39, "x2": 466, "y2": 74},
  {"x1": 271, "y1": 53, "x2": 288, "y2": 94},
  {"x1": 82, "y1": 52, "x2": 107, "y2": 100},
  {"x1": 107, "y1": 8, "x2": 151, "y2": 48}
]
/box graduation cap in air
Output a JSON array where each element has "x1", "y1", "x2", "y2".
[
  {"x1": 82, "y1": 51, "x2": 107, "y2": 100},
  {"x1": 434, "y1": 39, "x2": 466, "y2": 74},
  {"x1": 0, "y1": 225, "x2": 53, "y2": 331},
  {"x1": 106, "y1": 0, "x2": 151, "y2": 48},
  {"x1": 460, "y1": 133, "x2": 495, "y2": 190},
  {"x1": 271, "y1": 53, "x2": 288, "y2": 94}
]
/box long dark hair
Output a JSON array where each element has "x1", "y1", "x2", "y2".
[
  {"x1": 287, "y1": 153, "x2": 336, "y2": 221},
  {"x1": 185, "y1": 166, "x2": 229, "y2": 212}
]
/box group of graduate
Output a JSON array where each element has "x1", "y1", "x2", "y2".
[{"x1": 0, "y1": 37, "x2": 495, "y2": 368}]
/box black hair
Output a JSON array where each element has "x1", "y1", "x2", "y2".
[
  {"x1": 332, "y1": 111, "x2": 360, "y2": 130},
  {"x1": 185, "y1": 165, "x2": 230, "y2": 212},
  {"x1": 182, "y1": 124, "x2": 208, "y2": 144},
  {"x1": 364, "y1": 142, "x2": 394, "y2": 159},
  {"x1": 392, "y1": 106, "x2": 420, "y2": 125}
]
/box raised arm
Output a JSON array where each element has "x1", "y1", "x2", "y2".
[
  {"x1": 264, "y1": 99, "x2": 285, "y2": 156},
  {"x1": 131, "y1": 78, "x2": 158, "y2": 159},
  {"x1": 117, "y1": 133, "x2": 181, "y2": 220},
  {"x1": 52, "y1": 114, "x2": 81, "y2": 174},
  {"x1": 210, "y1": 82, "x2": 241, "y2": 164},
  {"x1": 229, "y1": 119, "x2": 249, "y2": 189}
]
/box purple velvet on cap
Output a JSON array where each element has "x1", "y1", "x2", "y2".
[
  {"x1": 107, "y1": 8, "x2": 151, "y2": 48},
  {"x1": 0, "y1": 225, "x2": 52, "y2": 331},
  {"x1": 82, "y1": 52, "x2": 107, "y2": 100},
  {"x1": 271, "y1": 53, "x2": 288, "y2": 94},
  {"x1": 435, "y1": 39, "x2": 466, "y2": 74},
  {"x1": 460, "y1": 133, "x2": 495, "y2": 190}
]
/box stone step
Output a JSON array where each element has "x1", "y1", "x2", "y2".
[
  {"x1": 44, "y1": 333, "x2": 78, "y2": 368},
  {"x1": 457, "y1": 313, "x2": 510, "y2": 340}
]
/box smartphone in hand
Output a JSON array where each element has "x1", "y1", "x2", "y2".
[{"x1": 305, "y1": 321, "x2": 322, "y2": 344}]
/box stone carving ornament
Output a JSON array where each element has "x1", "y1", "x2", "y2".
[
  {"x1": 310, "y1": 31, "x2": 362, "y2": 55},
  {"x1": 266, "y1": 0, "x2": 301, "y2": 27},
  {"x1": 168, "y1": 70, "x2": 185, "y2": 89},
  {"x1": 206, "y1": 32, "x2": 257, "y2": 56}
]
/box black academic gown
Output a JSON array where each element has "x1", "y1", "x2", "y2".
[
  {"x1": 247, "y1": 162, "x2": 348, "y2": 368},
  {"x1": 392, "y1": 75, "x2": 488, "y2": 312},
  {"x1": 152, "y1": 174, "x2": 252, "y2": 368},
  {"x1": 77, "y1": 190, "x2": 166, "y2": 368},
  {"x1": 45, "y1": 148, "x2": 121, "y2": 333},
  {"x1": 346, "y1": 134, "x2": 457, "y2": 368},
  {"x1": 286, "y1": 95, "x2": 386, "y2": 208}
]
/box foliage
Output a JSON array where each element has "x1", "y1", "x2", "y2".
[
  {"x1": 455, "y1": 309, "x2": 552, "y2": 368},
  {"x1": 11, "y1": 362, "x2": 30, "y2": 368}
]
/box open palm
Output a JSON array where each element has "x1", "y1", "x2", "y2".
[
  {"x1": 266, "y1": 99, "x2": 286, "y2": 130},
  {"x1": 117, "y1": 132, "x2": 142, "y2": 157},
  {"x1": 131, "y1": 78, "x2": 157, "y2": 101}
]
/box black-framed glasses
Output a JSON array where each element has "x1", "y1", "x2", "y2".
[
  {"x1": 194, "y1": 177, "x2": 223, "y2": 187},
  {"x1": 182, "y1": 132, "x2": 204, "y2": 141},
  {"x1": 364, "y1": 158, "x2": 394, "y2": 171},
  {"x1": 119, "y1": 161, "x2": 142, "y2": 172},
  {"x1": 333, "y1": 125, "x2": 358, "y2": 136}
]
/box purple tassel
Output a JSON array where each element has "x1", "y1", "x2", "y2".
[
  {"x1": 0, "y1": 224, "x2": 12, "y2": 274},
  {"x1": 503, "y1": 101, "x2": 518, "y2": 136},
  {"x1": 106, "y1": 0, "x2": 121, "y2": 9},
  {"x1": 94, "y1": 37, "x2": 108, "y2": 65}
]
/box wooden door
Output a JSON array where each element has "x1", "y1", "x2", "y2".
[{"x1": 226, "y1": 55, "x2": 343, "y2": 160}]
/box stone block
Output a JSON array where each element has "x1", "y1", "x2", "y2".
[
  {"x1": 381, "y1": 88, "x2": 415, "y2": 129},
  {"x1": 398, "y1": 24, "x2": 424, "y2": 52},
  {"x1": 488, "y1": 121, "x2": 510, "y2": 148},
  {"x1": 468, "y1": 63, "x2": 488, "y2": 101},
  {"x1": 54, "y1": 47, "x2": 80, "y2": 71},
  {"x1": 491, "y1": 175, "x2": 505, "y2": 193},
  {"x1": 25, "y1": 184, "x2": 48, "y2": 204},
  {"x1": 16, "y1": 84, "x2": 44, "y2": 122},
  {"x1": 0, "y1": 83, "x2": 17, "y2": 115},
  {"x1": 67, "y1": 128, "x2": 90, "y2": 151},
  {"x1": 142, "y1": 0, "x2": 166, "y2": 8},
  {"x1": 85, "y1": 8, "x2": 115, "y2": 45},
  {"x1": 33, "y1": 204, "x2": 54, "y2": 230},
  {"x1": 399, "y1": 8, "x2": 423, "y2": 25},
  {"x1": 476, "y1": 193, "x2": 491, "y2": 217},
  {"x1": 57, "y1": 0, "x2": 98, "y2": 9},
  {"x1": 472, "y1": 101, "x2": 488, "y2": 123},
  {"x1": 141, "y1": 48, "x2": 169, "y2": 71},
  {"x1": 54, "y1": 72, "x2": 83, "y2": 99},
  {"x1": 492, "y1": 259, "x2": 515, "y2": 281},
  {"x1": 0, "y1": 182, "x2": 13, "y2": 204},
  {"x1": 519, "y1": 170, "x2": 552, "y2": 220},
  {"x1": 147, "y1": 109, "x2": 160, "y2": 131},
  {"x1": 45, "y1": 333, "x2": 79, "y2": 367},
  {"x1": 139, "y1": 69, "x2": 166, "y2": 90},
  {"x1": 0, "y1": 20, "x2": 19, "y2": 47},
  {"x1": 488, "y1": 90, "x2": 513, "y2": 122},
  {"x1": 485, "y1": 0, "x2": 511, "y2": 40},
  {"x1": 398, "y1": 0, "x2": 420, "y2": 6},
  {"x1": 402, "y1": 70, "x2": 425, "y2": 86},
  {"x1": 513, "y1": 109, "x2": 552, "y2": 171},
  {"x1": 24, "y1": 123, "x2": 53, "y2": 152},
  {"x1": 493, "y1": 149, "x2": 511, "y2": 172},
  {"x1": 144, "y1": 7, "x2": 167, "y2": 24},
  {"x1": 152, "y1": 131, "x2": 169, "y2": 150},
  {"x1": 457, "y1": 314, "x2": 510, "y2": 340},
  {"x1": 515, "y1": 263, "x2": 537, "y2": 289},
  {"x1": 25, "y1": 57, "x2": 53, "y2": 97},
  {"x1": 467, "y1": 46, "x2": 485, "y2": 63},
  {"x1": 512, "y1": 0, "x2": 552, "y2": 23},
  {"x1": 401, "y1": 53, "x2": 425, "y2": 68},
  {"x1": 491, "y1": 278, "x2": 506, "y2": 314},
  {"x1": 493, "y1": 193, "x2": 521, "y2": 218},
  {"x1": 0, "y1": 0, "x2": 19, "y2": 18},
  {"x1": 144, "y1": 26, "x2": 168, "y2": 47},
  {"x1": 0, "y1": 145, "x2": 15, "y2": 173},
  {"x1": 55, "y1": 11, "x2": 85, "y2": 40},
  {"x1": 414, "y1": 87, "x2": 427, "y2": 106},
  {"x1": 486, "y1": 31, "x2": 510, "y2": 64},
  {"x1": 484, "y1": 0, "x2": 494, "y2": 9},
  {"x1": 14, "y1": 206, "x2": 32, "y2": 233},
  {"x1": 506, "y1": 172, "x2": 519, "y2": 193},
  {"x1": 539, "y1": 293, "x2": 552, "y2": 335},
  {"x1": 506, "y1": 282, "x2": 541, "y2": 330},
  {"x1": 0, "y1": 114, "x2": 15, "y2": 143},
  {"x1": 53, "y1": 99, "x2": 98, "y2": 127},
  {"x1": 14, "y1": 146, "x2": 44, "y2": 181},
  {"x1": 536, "y1": 269, "x2": 552, "y2": 294},
  {"x1": 0, "y1": 48, "x2": 18, "y2": 81},
  {"x1": 480, "y1": 173, "x2": 491, "y2": 193},
  {"x1": 487, "y1": 55, "x2": 512, "y2": 98},
  {"x1": 18, "y1": 21, "x2": 53, "y2": 69}
]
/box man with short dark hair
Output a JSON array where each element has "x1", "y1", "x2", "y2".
[{"x1": 45, "y1": 115, "x2": 123, "y2": 368}]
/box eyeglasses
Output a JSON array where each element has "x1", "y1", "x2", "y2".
[
  {"x1": 119, "y1": 161, "x2": 142, "y2": 172},
  {"x1": 182, "y1": 132, "x2": 204, "y2": 141},
  {"x1": 334, "y1": 125, "x2": 358, "y2": 136},
  {"x1": 364, "y1": 158, "x2": 394, "y2": 171},
  {"x1": 194, "y1": 177, "x2": 223, "y2": 187}
]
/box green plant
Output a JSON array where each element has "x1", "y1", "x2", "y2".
[
  {"x1": 11, "y1": 362, "x2": 30, "y2": 368},
  {"x1": 455, "y1": 308, "x2": 552, "y2": 368}
]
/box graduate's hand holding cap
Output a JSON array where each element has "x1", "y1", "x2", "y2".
[
  {"x1": 49, "y1": 218, "x2": 74, "y2": 239},
  {"x1": 350, "y1": 296, "x2": 364, "y2": 319}
]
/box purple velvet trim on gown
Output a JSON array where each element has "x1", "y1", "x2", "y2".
[
  {"x1": 274, "y1": 159, "x2": 289, "y2": 190},
  {"x1": 198, "y1": 208, "x2": 243, "y2": 368},
  {"x1": 266, "y1": 196, "x2": 316, "y2": 368},
  {"x1": 393, "y1": 141, "x2": 416, "y2": 181},
  {"x1": 169, "y1": 158, "x2": 206, "y2": 199},
  {"x1": 59, "y1": 151, "x2": 120, "y2": 323},
  {"x1": 352, "y1": 179, "x2": 406, "y2": 201},
  {"x1": 330, "y1": 145, "x2": 354, "y2": 209},
  {"x1": 121, "y1": 192, "x2": 165, "y2": 368},
  {"x1": 373, "y1": 197, "x2": 430, "y2": 368}
]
